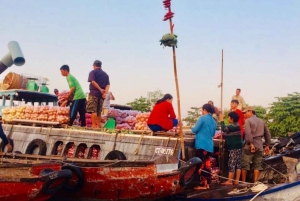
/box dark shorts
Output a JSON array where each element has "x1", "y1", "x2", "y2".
[
  {"x1": 86, "y1": 94, "x2": 103, "y2": 116},
  {"x1": 241, "y1": 149, "x2": 263, "y2": 170}
]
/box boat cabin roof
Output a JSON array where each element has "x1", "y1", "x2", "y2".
[
  {"x1": 110, "y1": 104, "x2": 132, "y2": 110},
  {"x1": 0, "y1": 89, "x2": 58, "y2": 102}
]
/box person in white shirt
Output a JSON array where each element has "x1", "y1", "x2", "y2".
[
  {"x1": 231, "y1": 88, "x2": 246, "y2": 111},
  {"x1": 102, "y1": 92, "x2": 115, "y2": 116}
]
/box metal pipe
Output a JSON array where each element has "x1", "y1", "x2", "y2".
[{"x1": 0, "y1": 41, "x2": 25, "y2": 74}]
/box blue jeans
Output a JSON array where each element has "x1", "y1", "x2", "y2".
[{"x1": 148, "y1": 119, "x2": 178, "y2": 132}]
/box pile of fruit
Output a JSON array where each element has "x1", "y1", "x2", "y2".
[
  {"x1": 2, "y1": 105, "x2": 69, "y2": 124},
  {"x1": 57, "y1": 91, "x2": 70, "y2": 105},
  {"x1": 134, "y1": 112, "x2": 151, "y2": 131}
]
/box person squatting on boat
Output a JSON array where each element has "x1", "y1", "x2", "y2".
[
  {"x1": 219, "y1": 112, "x2": 243, "y2": 185},
  {"x1": 60, "y1": 65, "x2": 86, "y2": 127},
  {"x1": 147, "y1": 94, "x2": 178, "y2": 132},
  {"x1": 192, "y1": 104, "x2": 217, "y2": 190},
  {"x1": 86, "y1": 60, "x2": 110, "y2": 128},
  {"x1": 0, "y1": 116, "x2": 12, "y2": 152},
  {"x1": 241, "y1": 106, "x2": 271, "y2": 183}
]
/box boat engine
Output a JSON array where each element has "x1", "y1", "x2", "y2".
[{"x1": 0, "y1": 41, "x2": 25, "y2": 74}]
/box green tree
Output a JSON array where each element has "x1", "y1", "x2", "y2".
[
  {"x1": 126, "y1": 96, "x2": 151, "y2": 112},
  {"x1": 182, "y1": 107, "x2": 201, "y2": 126},
  {"x1": 222, "y1": 108, "x2": 230, "y2": 125},
  {"x1": 147, "y1": 89, "x2": 164, "y2": 107},
  {"x1": 265, "y1": 92, "x2": 300, "y2": 137},
  {"x1": 253, "y1": 105, "x2": 267, "y2": 119}
]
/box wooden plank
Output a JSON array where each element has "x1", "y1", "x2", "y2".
[{"x1": 12, "y1": 119, "x2": 60, "y2": 125}]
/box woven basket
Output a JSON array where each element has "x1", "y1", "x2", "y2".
[{"x1": 2, "y1": 72, "x2": 28, "y2": 90}]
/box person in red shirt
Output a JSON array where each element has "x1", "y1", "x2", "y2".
[
  {"x1": 147, "y1": 94, "x2": 178, "y2": 132},
  {"x1": 231, "y1": 100, "x2": 245, "y2": 139}
]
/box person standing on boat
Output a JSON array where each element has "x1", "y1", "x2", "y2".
[
  {"x1": 86, "y1": 60, "x2": 110, "y2": 128},
  {"x1": 192, "y1": 104, "x2": 217, "y2": 190},
  {"x1": 219, "y1": 112, "x2": 243, "y2": 185},
  {"x1": 0, "y1": 116, "x2": 12, "y2": 152},
  {"x1": 147, "y1": 94, "x2": 178, "y2": 132},
  {"x1": 60, "y1": 65, "x2": 86, "y2": 127},
  {"x1": 54, "y1": 88, "x2": 59, "y2": 96},
  {"x1": 231, "y1": 100, "x2": 245, "y2": 139},
  {"x1": 208, "y1": 100, "x2": 220, "y2": 122},
  {"x1": 241, "y1": 106, "x2": 271, "y2": 183},
  {"x1": 102, "y1": 91, "x2": 115, "y2": 116},
  {"x1": 231, "y1": 88, "x2": 246, "y2": 111}
]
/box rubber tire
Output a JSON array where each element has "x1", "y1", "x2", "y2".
[
  {"x1": 0, "y1": 138, "x2": 14, "y2": 152},
  {"x1": 104, "y1": 150, "x2": 127, "y2": 160},
  {"x1": 177, "y1": 147, "x2": 189, "y2": 168},
  {"x1": 42, "y1": 169, "x2": 72, "y2": 195},
  {"x1": 179, "y1": 157, "x2": 202, "y2": 187},
  {"x1": 62, "y1": 164, "x2": 84, "y2": 193},
  {"x1": 25, "y1": 139, "x2": 47, "y2": 155}
]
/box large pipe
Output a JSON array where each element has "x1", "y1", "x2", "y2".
[{"x1": 0, "y1": 41, "x2": 25, "y2": 74}]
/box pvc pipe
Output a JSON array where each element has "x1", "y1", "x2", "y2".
[
  {"x1": 0, "y1": 52, "x2": 13, "y2": 67},
  {"x1": 0, "y1": 41, "x2": 25, "y2": 74},
  {"x1": 0, "y1": 62, "x2": 8, "y2": 74},
  {"x1": 7, "y1": 41, "x2": 25, "y2": 66}
]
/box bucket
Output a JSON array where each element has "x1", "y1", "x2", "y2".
[
  {"x1": 26, "y1": 80, "x2": 38, "y2": 91},
  {"x1": 104, "y1": 117, "x2": 116, "y2": 130},
  {"x1": 2, "y1": 72, "x2": 28, "y2": 90},
  {"x1": 40, "y1": 85, "x2": 49, "y2": 93}
]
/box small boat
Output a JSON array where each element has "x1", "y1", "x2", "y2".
[
  {"x1": 0, "y1": 153, "x2": 202, "y2": 201},
  {"x1": 0, "y1": 157, "x2": 72, "y2": 201},
  {"x1": 172, "y1": 146, "x2": 300, "y2": 201}
]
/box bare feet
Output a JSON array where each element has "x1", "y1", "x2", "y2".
[
  {"x1": 194, "y1": 186, "x2": 208, "y2": 190},
  {"x1": 221, "y1": 181, "x2": 233, "y2": 185}
]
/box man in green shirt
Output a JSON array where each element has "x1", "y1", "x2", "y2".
[{"x1": 60, "y1": 65, "x2": 86, "y2": 127}]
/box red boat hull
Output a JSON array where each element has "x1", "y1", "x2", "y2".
[
  {"x1": 56, "y1": 159, "x2": 200, "y2": 201},
  {"x1": 0, "y1": 181, "x2": 51, "y2": 201},
  {"x1": 0, "y1": 162, "x2": 71, "y2": 201},
  {"x1": 78, "y1": 164, "x2": 182, "y2": 200}
]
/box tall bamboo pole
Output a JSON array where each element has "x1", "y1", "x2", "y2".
[{"x1": 166, "y1": 8, "x2": 185, "y2": 160}]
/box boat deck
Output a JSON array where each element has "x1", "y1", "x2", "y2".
[{"x1": 173, "y1": 183, "x2": 276, "y2": 201}]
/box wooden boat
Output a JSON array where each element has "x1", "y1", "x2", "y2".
[
  {"x1": 0, "y1": 153, "x2": 202, "y2": 201},
  {"x1": 0, "y1": 157, "x2": 72, "y2": 201},
  {"x1": 172, "y1": 146, "x2": 300, "y2": 201}
]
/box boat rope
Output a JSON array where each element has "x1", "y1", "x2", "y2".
[
  {"x1": 249, "y1": 184, "x2": 268, "y2": 201},
  {"x1": 262, "y1": 161, "x2": 288, "y2": 180},
  {"x1": 58, "y1": 160, "x2": 122, "y2": 168},
  {"x1": 200, "y1": 168, "x2": 268, "y2": 200},
  {"x1": 133, "y1": 133, "x2": 145, "y2": 155},
  {"x1": 200, "y1": 169, "x2": 254, "y2": 185}
]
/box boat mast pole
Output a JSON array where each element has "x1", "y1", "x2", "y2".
[
  {"x1": 221, "y1": 49, "x2": 223, "y2": 113},
  {"x1": 162, "y1": 0, "x2": 185, "y2": 160},
  {"x1": 219, "y1": 49, "x2": 224, "y2": 176}
]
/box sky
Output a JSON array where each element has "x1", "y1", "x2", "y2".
[{"x1": 0, "y1": 0, "x2": 299, "y2": 118}]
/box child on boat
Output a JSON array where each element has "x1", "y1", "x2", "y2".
[{"x1": 219, "y1": 112, "x2": 243, "y2": 185}]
